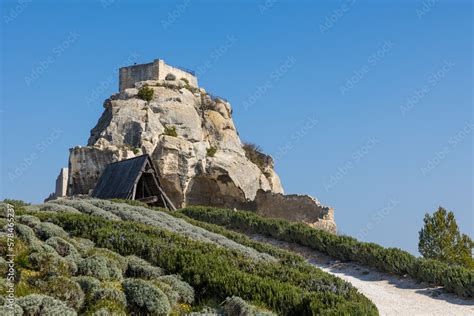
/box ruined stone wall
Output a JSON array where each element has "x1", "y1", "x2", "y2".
[
  {"x1": 246, "y1": 190, "x2": 336, "y2": 234},
  {"x1": 119, "y1": 62, "x2": 157, "y2": 91},
  {"x1": 55, "y1": 168, "x2": 69, "y2": 197},
  {"x1": 64, "y1": 70, "x2": 335, "y2": 234},
  {"x1": 119, "y1": 59, "x2": 198, "y2": 91},
  {"x1": 156, "y1": 59, "x2": 198, "y2": 87}
]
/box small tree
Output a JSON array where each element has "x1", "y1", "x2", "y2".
[
  {"x1": 137, "y1": 86, "x2": 154, "y2": 102},
  {"x1": 418, "y1": 207, "x2": 473, "y2": 268}
]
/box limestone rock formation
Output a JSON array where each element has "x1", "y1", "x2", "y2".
[
  {"x1": 69, "y1": 79, "x2": 283, "y2": 206},
  {"x1": 65, "y1": 62, "x2": 336, "y2": 233}
]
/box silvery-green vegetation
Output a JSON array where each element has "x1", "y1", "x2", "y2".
[
  {"x1": 50, "y1": 198, "x2": 276, "y2": 262},
  {"x1": 1, "y1": 199, "x2": 378, "y2": 315},
  {"x1": 180, "y1": 206, "x2": 474, "y2": 298},
  {"x1": 0, "y1": 203, "x2": 196, "y2": 315}
]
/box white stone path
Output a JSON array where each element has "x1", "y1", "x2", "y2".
[{"x1": 251, "y1": 235, "x2": 474, "y2": 316}]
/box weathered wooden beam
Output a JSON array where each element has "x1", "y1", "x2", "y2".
[{"x1": 137, "y1": 196, "x2": 159, "y2": 204}]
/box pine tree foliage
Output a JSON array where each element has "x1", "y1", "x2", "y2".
[{"x1": 418, "y1": 207, "x2": 474, "y2": 269}]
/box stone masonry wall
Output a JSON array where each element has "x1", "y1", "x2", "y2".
[
  {"x1": 119, "y1": 59, "x2": 198, "y2": 91},
  {"x1": 55, "y1": 168, "x2": 69, "y2": 197},
  {"x1": 119, "y1": 62, "x2": 157, "y2": 92},
  {"x1": 156, "y1": 59, "x2": 198, "y2": 87},
  {"x1": 248, "y1": 190, "x2": 336, "y2": 233}
]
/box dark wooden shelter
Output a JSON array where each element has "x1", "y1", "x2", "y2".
[{"x1": 91, "y1": 155, "x2": 176, "y2": 210}]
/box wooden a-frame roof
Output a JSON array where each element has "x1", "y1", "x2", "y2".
[{"x1": 91, "y1": 155, "x2": 175, "y2": 210}]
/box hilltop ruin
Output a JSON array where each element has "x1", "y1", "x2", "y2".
[{"x1": 51, "y1": 58, "x2": 336, "y2": 233}]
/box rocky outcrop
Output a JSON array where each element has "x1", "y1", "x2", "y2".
[
  {"x1": 69, "y1": 78, "x2": 283, "y2": 204},
  {"x1": 66, "y1": 73, "x2": 336, "y2": 233}
]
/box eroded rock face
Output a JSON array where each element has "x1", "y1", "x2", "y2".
[
  {"x1": 68, "y1": 79, "x2": 283, "y2": 207},
  {"x1": 67, "y1": 76, "x2": 336, "y2": 232},
  {"x1": 68, "y1": 145, "x2": 136, "y2": 196}
]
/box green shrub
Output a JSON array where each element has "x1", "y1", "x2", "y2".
[
  {"x1": 48, "y1": 199, "x2": 121, "y2": 221},
  {"x1": 207, "y1": 146, "x2": 217, "y2": 157},
  {"x1": 86, "y1": 248, "x2": 128, "y2": 272},
  {"x1": 156, "y1": 275, "x2": 194, "y2": 304},
  {"x1": 166, "y1": 210, "x2": 304, "y2": 266},
  {"x1": 184, "y1": 83, "x2": 199, "y2": 94},
  {"x1": 164, "y1": 125, "x2": 178, "y2": 137},
  {"x1": 137, "y1": 86, "x2": 154, "y2": 102},
  {"x1": 29, "y1": 251, "x2": 77, "y2": 277},
  {"x1": 38, "y1": 212, "x2": 377, "y2": 315},
  {"x1": 445, "y1": 265, "x2": 474, "y2": 297},
  {"x1": 125, "y1": 255, "x2": 163, "y2": 279},
  {"x1": 17, "y1": 294, "x2": 76, "y2": 315},
  {"x1": 17, "y1": 215, "x2": 41, "y2": 227},
  {"x1": 3, "y1": 199, "x2": 30, "y2": 208},
  {"x1": 180, "y1": 77, "x2": 189, "y2": 84},
  {"x1": 91, "y1": 287, "x2": 127, "y2": 307},
  {"x1": 165, "y1": 73, "x2": 177, "y2": 81},
  {"x1": 123, "y1": 278, "x2": 171, "y2": 315},
  {"x1": 83, "y1": 299, "x2": 127, "y2": 316},
  {"x1": 15, "y1": 223, "x2": 38, "y2": 244},
  {"x1": 242, "y1": 142, "x2": 268, "y2": 172},
  {"x1": 73, "y1": 276, "x2": 101, "y2": 295},
  {"x1": 0, "y1": 257, "x2": 8, "y2": 276},
  {"x1": 152, "y1": 281, "x2": 179, "y2": 308},
  {"x1": 110, "y1": 199, "x2": 149, "y2": 208},
  {"x1": 69, "y1": 237, "x2": 96, "y2": 256},
  {"x1": 77, "y1": 255, "x2": 123, "y2": 281},
  {"x1": 180, "y1": 206, "x2": 474, "y2": 298},
  {"x1": 223, "y1": 296, "x2": 275, "y2": 316},
  {"x1": 40, "y1": 276, "x2": 85, "y2": 310},
  {"x1": 35, "y1": 222, "x2": 69, "y2": 240},
  {"x1": 0, "y1": 302, "x2": 23, "y2": 315},
  {"x1": 38, "y1": 202, "x2": 82, "y2": 214},
  {"x1": 45, "y1": 237, "x2": 81, "y2": 260}
]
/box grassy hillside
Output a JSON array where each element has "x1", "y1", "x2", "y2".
[
  {"x1": 1, "y1": 199, "x2": 378, "y2": 315},
  {"x1": 178, "y1": 206, "x2": 474, "y2": 298}
]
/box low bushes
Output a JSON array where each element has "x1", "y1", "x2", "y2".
[
  {"x1": 70, "y1": 198, "x2": 276, "y2": 262},
  {"x1": 37, "y1": 212, "x2": 377, "y2": 315},
  {"x1": 123, "y1": 278, "x2": 171, "y2": 315},
  {"x1": 179, "y1": 206, "x2": 474, "y2": 298},
  {"x1": 91, "y1": 287, "x2": 127, "y2": 307},
  {"x1": 77, "y1": 255, "x2": 123, "y2": 281},
  {"x1": 166, "y1": 210, "x2": 304, "y2": 266},
  {"x1": 125, "y1": 255, "x2": 164, "y2": 279},
  {"x1": 0, "y1": 208, "x2": 196, "y2": 315},
  {"x1": 223, "y1": 296, "x2": 275, "y2": 316},
  {"x1": 38, "y1": 276, "x2": 85, "y2": 310},
  {"x1": 17, "y1": 294, "x2": 76, "y2": 315},
  {"x1": 156, "y1": 275, "x2": 195, "y2": 304},
  {"x1": 242, "y1": 142, "x2": 268, "y2": 172},
  {"x1": 49, "y1": 199, "x2": 121, "y2": 221},
  {"x1": 137, "y1": 86, "x2": 154, "y2": 102}
]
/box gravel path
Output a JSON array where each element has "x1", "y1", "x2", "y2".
[{"x1": 250, "y1": 234, "x2": 474, "y2": 316}]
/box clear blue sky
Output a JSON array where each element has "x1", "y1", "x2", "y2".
[{"x1": 1, "y1": 0, "x2": 472, "y2": 255}]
